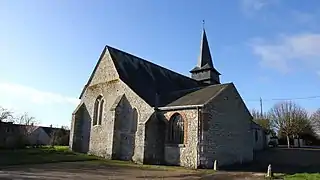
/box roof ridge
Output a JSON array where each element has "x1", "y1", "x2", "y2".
[
  {"x1": 164, "y1": 82, "x2": 232, "y2": 107},
  {"x1": 106, "y1": 45, "x2": 204, "y2": 85},
  {"x1": 164, "y1": 86, "x2": 203, "y2": 95},
  {"x1": 202, "y1": 83, "x2": 232, "y2": 105}
]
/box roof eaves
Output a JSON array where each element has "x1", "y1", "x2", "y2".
[{"x1": 156, "y1": 104, "x2": 203, "y2": 111}]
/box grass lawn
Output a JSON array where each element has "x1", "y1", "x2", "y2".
[
  {"x1": 0, "y1": 146, "x2": 211, "y2": 173},
  {"x1": 4, "y1": 146, "x2": 319, "y2": 179},
  {"x1": 283, "y1": 173, "x2": 320, "y2": 180},
  {"x1": 0, "y1": 146, "x2": 97, "y2": 166}
]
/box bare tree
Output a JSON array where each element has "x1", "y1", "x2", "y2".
[
  {"x1": 0, "y1": 106, "x2": 13, "y2": 122},
  {"x1": 50, "y1": 128, "x2": 58, "y2": 147},
  {"x1": 61, "y1": 125, "x2": 69, "y2": 131},
  {"x1": 291, "y1": 107, "x2": 311, "y2": 147},
  {"x1": 15, "y1": 112, "x2": 37, "y2": 125},
  {"x1": 59, "y1": 126, "x2": 70, "y2": 145},
  {"x1": 311, "y1": 109, "x2": 320, "y2": 136},
  {"x1": 50, "y1": 125, "x2": 69, "y2": 146},
  {"x1": 15, "y1": 112, "x2": 38, "y2": 146},
  {"x1": 268, "y1": 101, "x2": 308, "y2": 148},
  {"x1": 251, "y1": 108, "x2": 271, "y2": 133}
]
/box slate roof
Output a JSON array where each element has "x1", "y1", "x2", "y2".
[
  {"x1": 166, "y1": 83, "x2": 230, "y2": 107},
  {"x1": 190, "y1": 29, "x2": 220, "y2": 75},
  {"x1": 107, "y1": 46, "x2": 207, "y2": 107},
  {"x1": 79, "y1": 42, "x2": 227, "y2": 107}
]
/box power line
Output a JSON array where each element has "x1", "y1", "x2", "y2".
[
  {"x1": 246, "y1": 95, "x2": 320, "y2": 102},
  {"x1": 266, "y1": 96, "x2": 320, "y2": 101}
]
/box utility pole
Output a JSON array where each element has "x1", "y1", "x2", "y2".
[{"x1": 260, "y1": 97, "x2": 263, "y2": 117}]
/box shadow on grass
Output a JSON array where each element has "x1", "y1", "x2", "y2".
[
  {"x1": 0, "y1": 147, "x2": 199, "y2": 173},
  {"x1": 6, "y1": 146, "x2": 320, "y2": 179},
  {"x1": 0, "y1": 146, "x2": 97, "y2": 167},
  {"x1": 0, "y1": 162, "x2": 133, "y2": 180},
  {"x1": 219, "y1": 147, "x2": 320, "y2": 175}
]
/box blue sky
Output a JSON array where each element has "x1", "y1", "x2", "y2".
[{"x1": 1, "y1": 0, "x2": 320, "y2": 127}]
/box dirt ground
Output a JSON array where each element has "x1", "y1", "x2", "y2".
[
  {"x1": 0, "y1": 161, "x2": 266, "y2": 180},
  {"x1": 221, "y1": 147, "x2": 320, "y2": 174},
  {"x1": 3, "y1": 147, "x2": 318, "y2": 180}
]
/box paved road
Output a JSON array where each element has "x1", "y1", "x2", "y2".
[{"x1": 0, "y1": 162, "x2": 266, "y2": 180}]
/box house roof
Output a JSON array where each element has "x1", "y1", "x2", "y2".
[
  {"x1": 107, "y1": 46, "x2": 207, "y2": 107},
  {"x1": 42, "y1": 126, "x2": 69, "y2": 137},
  {"x1": 165, "y1": 83, "x2": 230, "y2": 107},
  {"x1": 42, "y1": 126, "x2": 54, "y2": 136}
]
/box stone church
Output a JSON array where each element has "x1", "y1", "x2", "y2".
[{"x1": 70, "y1": 29, "x2": 256, "y2": 169}]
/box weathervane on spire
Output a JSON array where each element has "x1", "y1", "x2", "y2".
[{"x1": 202, "y1": 20, "x2": 205, "y2": 29}]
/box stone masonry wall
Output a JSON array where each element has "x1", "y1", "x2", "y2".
[
  {"x1": 144, "y1": 113, "x2": 166, "y2": 165},
  {"x1": 253, "y1": 127, "x2": 266, "y2": 151},
  {"x1": 162, "y1": 109, "x2": 199, "y2": 169},
  {"x1": 70, "y1": 105, "x2": 82, "y2": 152},
  {"x1": 111, "y1": 95, "x2": 137, "y2": 160},
  {"x1": 201, "y1": 84, "x2": 253, "y2": 168},
  {"x1": 75, "y1": 49, "x2": 154, "y2": 164},
  {"x1": 69, "y1": 113, "x2": 77, "y2": 150},
  {"x1": 70, "y1": 103, "x2": 91, "y2": 153}
]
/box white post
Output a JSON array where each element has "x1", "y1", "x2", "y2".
[
  {"x1": 266, "y1": 164, "x2": 272, "y2": 177},
  {"x1": 213, "y1": 160, "x2": 217, "y2": 171}
]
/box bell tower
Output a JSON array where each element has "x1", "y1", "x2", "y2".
[{"x1": 190, "y1": 27, "x2": 221, "y2": 85}]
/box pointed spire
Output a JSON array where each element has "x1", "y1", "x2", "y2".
[
  {"x1": 190, "y1": 23, "x2": 221, "y2": 85},
  {"x1": 198, "y1": 28, "x2": 214, "y2": 68}
]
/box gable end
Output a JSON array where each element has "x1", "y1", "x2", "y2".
[{"x1": 79, "y1": 47, "x2": 119, "y2": 99}]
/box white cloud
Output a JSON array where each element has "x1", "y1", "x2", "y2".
[
  {"x1": 0, "y1": 82, "x2": 80, "y2": 105},
  {"x1": 240, "y1": 0, "x2": 279, "y2": 16},
  {"x1": 241, "y1": 0, "x2": 268, "y2": 11},
  {"x1": 250, "y1": 33, "x2": 320, "y2": 73}
]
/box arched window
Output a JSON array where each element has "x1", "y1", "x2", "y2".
[
  {"x1": 130, "y1": 108, "x2": 138, "y2": 133},
  {"x1": 98, "y1": 99, "x2": 104, "y2": 125},
  {"x1": 167, "y1": 113, "x2": 184, "y2": 144},
  {"x1": 93, "y1": 95, "x2": 104, "y2": 126}
]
